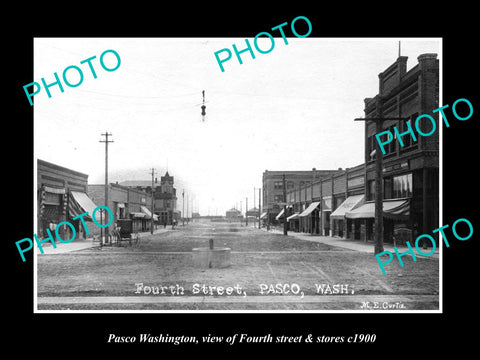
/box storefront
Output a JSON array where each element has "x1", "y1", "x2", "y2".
[
  {"x1": 37, "y1": 159, "x2": 91, "y2": 240},
  {"x1": 299, "y1": 201, "x2": 320, "y2": 234},
  {"x1": 345, "y1": 199, "x2": 410, "y2": 243},
  {"x1": 38, "y1": 185, "x2": 68, "y2": 239},
  {"x1": 321, "y1": 196, "x2": 332, "y2": 236},
  {"x1": 330, "y1": 195, "x2": 364, "y2": 239},
  {"x1": 130, "y1": 212, "x2": 147, "y2": 232},
  {"x1": 68, "y1": 190, "x2": 103, "y2": 238},
  {"x1": 287, "y1": 212, "x2": 300, "y2": 232}
]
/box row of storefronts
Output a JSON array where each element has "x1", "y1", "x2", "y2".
[
  {"x1": 37, "y1": 159, "x2": 160, "y2": 240},
  {"x1": 264, "y1": 53, "x2": 439, "y2": 245}
]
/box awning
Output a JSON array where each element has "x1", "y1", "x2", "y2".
[
  {"x1": 130, "y1": 212, "x2": 146, "y2": 219},
  {"x1": 275, "y1": 208, "x2": 285, "y2": 220},
  {"x1": 69, "y1": 191, "x2": 102, "y2": 222},
  {"x1": 260, "y1": 212, "x2": 267, "y2": 219},
  {"x1": 345, "y1": 199, "x2": 410, "y2": 220},
  {"x1": 117, "y1": 203, "x2": 125, "y2": 208},
  {"x1": 299, "y1": 201, "x2": 320, "y2": 217},
  {"x1": 141, "y1": 205, "x2": 159, "y2": 221},
  {"x1": 331, "y1": 195, "x2": 364, "y2": 220},
  {"x1": 287, "y1": 213, "x2": 300, "y2": 222}
]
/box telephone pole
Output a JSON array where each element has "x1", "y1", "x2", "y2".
[
  {"x1": 354, "y1": 96, "x2": 408, "y2": 254},
  {"x1": 100, "y1": 132, "x2": 113, "y2": 245},
  {"x1": 245, "y1": 197, "x2": 248, "y2": 227},
  {"x1": 253, "y1": 187, "x2": 256, "y2": 228},
  {"x1": 258, "y1": 187, "x2": 261, "y2": 229},
  {"x1": 182, "y1": 189, "x2": 185, "y2": 226},
  {"x1": 150, "y1": 168, "x2": 156, "y2": 234}
]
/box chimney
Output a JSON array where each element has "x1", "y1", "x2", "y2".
[{"x1": 417, "y1": 53, "x2": 437, "y2": 70}]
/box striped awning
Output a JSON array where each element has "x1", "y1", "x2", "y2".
[
  {"x1": 299, "y1": 201, "x2": 320, "y2": 217},
  {"x1": 260, "y1": 212, "x2": 267, "y2": 219},
  {"x1": 345, "y1": 199, "x2": 410, "y2": 220},
  {"x1": 69, "y1": 191, "x2": 102, "y2": 222},
  {"x1": 141, "y1": 205, "x2": 159, "y2": 221},
  {"x1": 331, "y1": 195, "x2": 364, "y2": 220}
]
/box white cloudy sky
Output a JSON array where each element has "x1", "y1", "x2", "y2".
[{"x1": 34, "y1": 37, "x2": 441, "y2": 216}]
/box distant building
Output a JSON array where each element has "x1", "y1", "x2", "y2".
[
  {"x1": 119, "y1": 171, "x2": 179, "y2": 225},
  {"x1": 88, "y1": 183, "x2": 154, "y2": 233},
  {"x1": 246, "y1": 207, "x2": 259, "y2": 218},
  {"x1": 262, "y1": 168, "x2": 342, "y2": 225},
  {"x1": 226, "y1": 208, "x2": 242, "y2": 220},
  {"x1": 286, "y1": 163, "x2": 365, "y2": 237}
]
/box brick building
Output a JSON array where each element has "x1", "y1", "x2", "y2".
[
  {"x1": 282, "y1": 53, "x2": 439, "y2": 244},
  {"x1": 37, "y1": 159, "x2": 97, "y2": 240},
  {"x1": 346, "y1": 53, "x2": 439, "y2": 244},
  {"x1": 118, "y1": 171, "x2": 179, "y2": 225},
  {"x1": 286, "y1": 163, "x2": 365, "y2": 236},
  {"x1": 262, "y1": 168, "x2": 341, "y2": 225},
  {"x1": 87, "y1": 183, "x2": 154, "y2": 234}
]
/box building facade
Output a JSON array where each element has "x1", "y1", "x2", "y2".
[
  {"x1": 262, "y1": 168, "x2": 341, "y2": 225},
  {"x1": 285, "y1": 163, "x2": 365, "y2": 237},
  {"x1": 354, "y1": 53, "x2": 439, "y2": 244},
  {"x1": 226, "y1": 208, "x2": 242, "y2": 221},
  {"x1": 282, "y1": 54, "x2": 439, "y2": 244},
  {"x1": 37, "y1": 159, "x2": 95, "y2": 240},
  {"x1": 88, "y1": 183, "x2": 154, "y2": 233},
  {"x1": 119, "y1": 171, "x2": 179, "y2": 225}
]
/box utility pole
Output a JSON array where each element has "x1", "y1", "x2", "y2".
[
  {"x1": 245, "y1": 197, "x2": 248, "y2": 227},
  {"x1": 253, "y1": 187, "x2": 256, "y2": 228},
  {"x1": 258, "y1": 187, "x2": 261, "y2": 229},
  {"x1": 283, "y1": 174, "x2": 287, "y2": 236},
  {"x1": 354, "y1": 96, "x2": 408, "y2": 254},
  {"x1": 182, "y1": 189, "x2": 185, "y2": 226},
  {"x1": 100, "y1": 132, "x2": 113, "y2": 245},
  {"x1": 186, "y1": 193, "x2": 189, "y2": 224},
  {"x1": 150, "y1": 168, "x2": 155, "y2": 234}
]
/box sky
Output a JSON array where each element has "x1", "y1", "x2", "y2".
[{"x1": 34, "y1": 37, "x2": 441, "y2": 216}]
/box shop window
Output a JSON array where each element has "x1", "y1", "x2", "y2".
[{"x1": 393, "y1": 173, "x2": 412, "y2": 198}]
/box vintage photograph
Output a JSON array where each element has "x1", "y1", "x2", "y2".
[{"x1": 33, "y1": 37, "x2": 441, "y2": 312}]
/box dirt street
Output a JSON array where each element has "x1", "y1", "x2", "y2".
[{"x1": 37, "y1": 219, "x2": 439, "y2": 311}]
